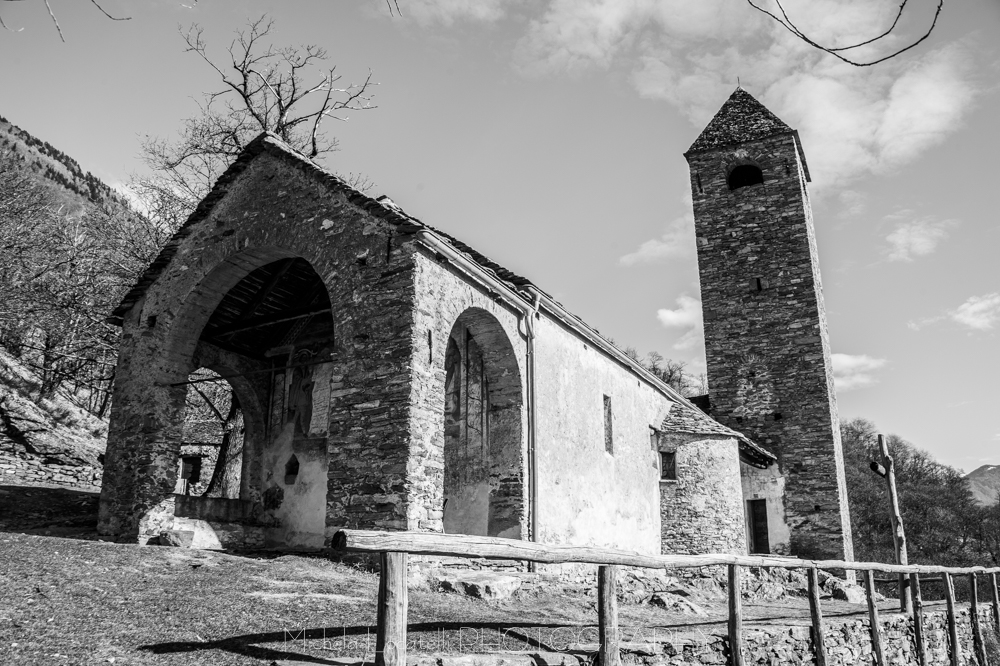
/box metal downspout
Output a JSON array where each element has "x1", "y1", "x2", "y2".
[{"x1": 524, "y1": 289, "x2": 541, "y2": 547}]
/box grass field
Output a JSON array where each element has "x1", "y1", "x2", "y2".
[{"x1": 0, "y1": 484, "x2": 912, "y2": 665}]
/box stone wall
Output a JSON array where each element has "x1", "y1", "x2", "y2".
[
  {"x1": 99, "y1": 145, "x2": 418, "y2": 546},
  {"x1": 638, "y1": 605, "x2": 998, "y2": 666},
  {"x1": 658, "y1": 433, "x2": 747, "y2": 556},
  {"x1": 686, "y1": 126, "x2": 852, "y2": 560},
  {"x1": 0, "y1": 452, "x2": 101, "y2": 490}
]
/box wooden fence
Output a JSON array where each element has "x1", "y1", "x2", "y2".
[{"x1": 333, "y1": 529, "x2": 1000, "y2": 666}]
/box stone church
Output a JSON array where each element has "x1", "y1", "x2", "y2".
[{"x1": 98, "y1": 88, "x2": 852, "y2": 562}]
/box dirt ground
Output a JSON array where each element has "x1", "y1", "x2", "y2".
[{"x1": 0, "y1": 484, "x2": 924, "y2": 665}]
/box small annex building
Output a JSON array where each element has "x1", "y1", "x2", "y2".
[{"x1": 97, "y1": 126, "x2": 778, "y2": 557}]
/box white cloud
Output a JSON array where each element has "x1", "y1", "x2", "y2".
[
  {"x1": 656, "y1": 294, "x2": 703, "y2": 350},
  {"x1": 831, "y1": 353, "x2": 886, "y2": 392},
  {"x1": 951, "y1": 293, "x2": 1000, "y2": 331},
  {"x1": 508, "y1": 0, "x2": 979, "y2": 191},
  {"x1": 884, "y1": 212, "x2": 958, "y2": 262},
  {"x1": 401, "y1": 0, "x2": 517, "y2": 26},
  {"x1": 619, "y1": 212, "x2": 694, "y2": 266}
]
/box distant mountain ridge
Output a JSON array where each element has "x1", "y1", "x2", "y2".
[
  {"x1": 966, "y1": 464, "x2": 1000, "y2": 506},
  {"x1": 0, "y1": 113, "x2": 121, "y2": 210}
]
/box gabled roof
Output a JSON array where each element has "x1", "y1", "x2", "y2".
[
  {"x1": 661, "y1": 403, "x2": 775, "y2": 469},
  {"x1": 687, "y1": 87, "x2": 792, "y2": 153},
  {"x1": 109, "y1": 133, "x2": 537, "y2": 326}
]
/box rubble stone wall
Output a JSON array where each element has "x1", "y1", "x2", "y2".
[
  {"x1": 686, "y1": 131, "x2": 853, "y2": 560},
  {"x1": 99, "y1": 151, "x2": 418, "y2": 545},
  {"x1": 651, "y1": 605, "x2": 998, "y2": 666},
  {"x1": 0, "y1": 452, "x2": 101, "y2": 490},
  {"x1": 658, "y1": 433, "x2": 747, "y2": 555}
]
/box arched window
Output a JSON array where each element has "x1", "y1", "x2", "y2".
[
  {"x1": 441, "y1": 309, "x2": 523, "y2": 540},
  {"x1": 728, "y1": 164, "x2": 764, "y2": 191}
]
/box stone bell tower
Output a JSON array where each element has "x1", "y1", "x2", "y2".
[{"x1": 684, "y1": 87, "x2": 853, "y2": 561}]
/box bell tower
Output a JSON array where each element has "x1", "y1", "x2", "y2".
[{"x1": 684, "y1": 88, "x2": 853, "y2": 560}]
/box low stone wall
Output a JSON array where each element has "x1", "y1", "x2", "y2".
[
  {"x1": 0, "y1": 452, "x2": 101, "y2": 491},
  {"x1": 647, "y1": 605, "x2": 998, "y2": 666}
]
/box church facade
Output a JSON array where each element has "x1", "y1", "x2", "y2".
[{"x1": 98, "y1": 88, "x2": 849, "y2": 562}]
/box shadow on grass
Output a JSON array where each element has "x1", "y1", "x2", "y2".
[
  {"x1": 139, "y1": 621, "x2": 588, "y2": 663},
  {"x1": 0, "y1": 484, "x2": 103, "y2": 541}
]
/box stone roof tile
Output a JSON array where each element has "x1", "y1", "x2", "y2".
[
  {"x1": 661, "y1": 403, "x2": 775, "y2": 468},
  {"x1": 687, "y1": 87, "x2": 793, "y2": 154}
]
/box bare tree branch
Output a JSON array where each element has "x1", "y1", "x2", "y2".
[{"x1": 746, "y1": 0, "x2": 944, "y2": 67}]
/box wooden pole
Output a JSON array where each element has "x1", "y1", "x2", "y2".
[
  {"x1": 375, "y1": 551, "x2": 408, "y2": 666},
  {"x1": 728, "y1": 564, "x2": 744, "y2": 666},
  {"x1": 943, "y1": 572, "x2": 960, "y2": 666},
  {"x1": 598, "y1": 565, "x2": 621, "y2": 666},
  {"x1": 807, "y1": 568, "x2": 827, "y2": 666},
  {"x1": 863, "y1": 570, "x2": 886, "y2": 666},
  {"x1": 970, "y1": 573, "x2": 988, "y2": 666},
  {"x1": 991, "y1": 572, "x2": 1000, "y2": 635},
  {"x1": 878, "y1": 434, "x2": 911, "y2": 613},
  {"x1": 334, "y1": 528, "x2": 1000, "y2": 575},
  {"x1": 909, "y1": 572, "x2": 927, "y2": 666}
]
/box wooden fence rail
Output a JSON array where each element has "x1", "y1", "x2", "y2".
[{"x1": 333, "y1": 529, "x2": 1000, "y2": 666}]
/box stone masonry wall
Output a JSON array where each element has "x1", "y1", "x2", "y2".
[
  {"x1": 658, "y1": 433, "x2": 747, "y2": 555},
  {"x1": 0, "y1": 452, "x2": 101, "y2": 490},
  {"x1": 409, "y1": 252, "x2": 528, "y2": 538},
  {"x1": 636, "y1": 605, "x2": 998, "y2": 666},
  {"x1": 686, "y1": 131, "x2": 852, "y2": 560},
  {"x1": 99, "y1": 147, "x2": 418, "y2": 545}
]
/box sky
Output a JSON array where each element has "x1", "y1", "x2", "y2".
[{"x1": 0, "y1": 0, "x2": 998, "y2": 472}]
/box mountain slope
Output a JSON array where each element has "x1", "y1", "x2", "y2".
[
  {"x1": 966, "y1": 464, "x2": 1000, "y2": 506},
  {"x1": 0, "y1": 113, "x2": 121, "y2": 212}
]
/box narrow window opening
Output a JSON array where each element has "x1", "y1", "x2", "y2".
[
  {"x1": 385, "y1": 236, "x2": 393, "y2": 264},
  {"x1": 748, "y1": 499, "x2": 770, "y2": 554},
  {"x1": 356, "y1": 256, "x2": 368, "y2": 266},
  {"x1": 728, "y1": 164, "x2": 764, "y2": 191},
  {"x1": 660, "y1": 451, "x2": 677, "y2": 481},
  {"x1": 147, "y1": 315, "x2": 157, "y2": 328},
  {"x1": 695, "y1": 172, "x2": 704, "y2": 194},
  {"x1": 284, "y1": 454, "x2": 300, "y2": 485},
  {"x1": 750, "y1": 277, "x2": 764, "y2": 292},
  {"x1": 603, "y1": 395, "x2": 613, "y2": 455},
  {"x1": 427, "y1": 330, "x2": 433, "y2": 363},
  {"x1": 773, "y1": 412, "x2": 783, "y2": 421}
]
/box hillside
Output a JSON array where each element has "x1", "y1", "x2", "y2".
[
  {"x1": 966, "y1": 464, "x2": 1000, "y2": 506},
  {"x1": 0, "y1": 113, "x2": 122, "y2": 212},
  {"x1": 0, "y1": 348, "x2": 107, "y2": 479}
]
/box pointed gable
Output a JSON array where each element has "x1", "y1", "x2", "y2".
[{"x1": 686, "y1": 88, "x2": 793, "y2": 154}]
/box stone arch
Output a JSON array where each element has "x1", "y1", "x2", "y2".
[
  {"x1": 133, "y1": 246, "x2": 336, "y2": 547},
  {"x1": 442, "y1": 307, "x2": 524, "y2": 539}
]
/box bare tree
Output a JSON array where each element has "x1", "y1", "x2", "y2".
[
  {"x1": 134, "y1": 15, "x2": 376, "y2": 224},
  {"x1": 0, "y1": 0, "x2": 129, "y2": 41}
]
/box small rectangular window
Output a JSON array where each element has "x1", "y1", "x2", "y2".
[
  {"x1": 603, "y1": 395, "x2": 613, "y2": 455},
  {"x1": 660, "y1": 451, "x2": 677, "y2": 480}
]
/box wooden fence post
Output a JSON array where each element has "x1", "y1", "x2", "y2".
[
  {"x1": 598, "y1": 565, "x2": 621, "y2": 666},
  {"x1": 807, "y1": 568, "x2": 827, "y2": 666},
  {"x1": 728, "y1": 564, "x2": 744, "y2": 666},
  {"x1": 909, "y1": 572, "x2": 927, "y2": 666},
  {"x1": 878, "y1": 434, "x2": 911, "y2": 613},
  {"x1": 376, "y1": 551, "x2": 408, "y2": 666},
  {"x1": 971, "y1": 573, "x2": 988, "y2": 666},
  {"x1": 991, "y1": 572, "x2": 1000, "y2": 636},
  {"x1": 943, "y1": 572, "x2": 960, "y2": 666},
  {"x1": 862, "y1": 570, "x2": 886, "y2": 666}
]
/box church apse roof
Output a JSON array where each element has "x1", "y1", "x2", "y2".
[{"x1": 661, "y1": 402, "x2": 776, "y2": 469}]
